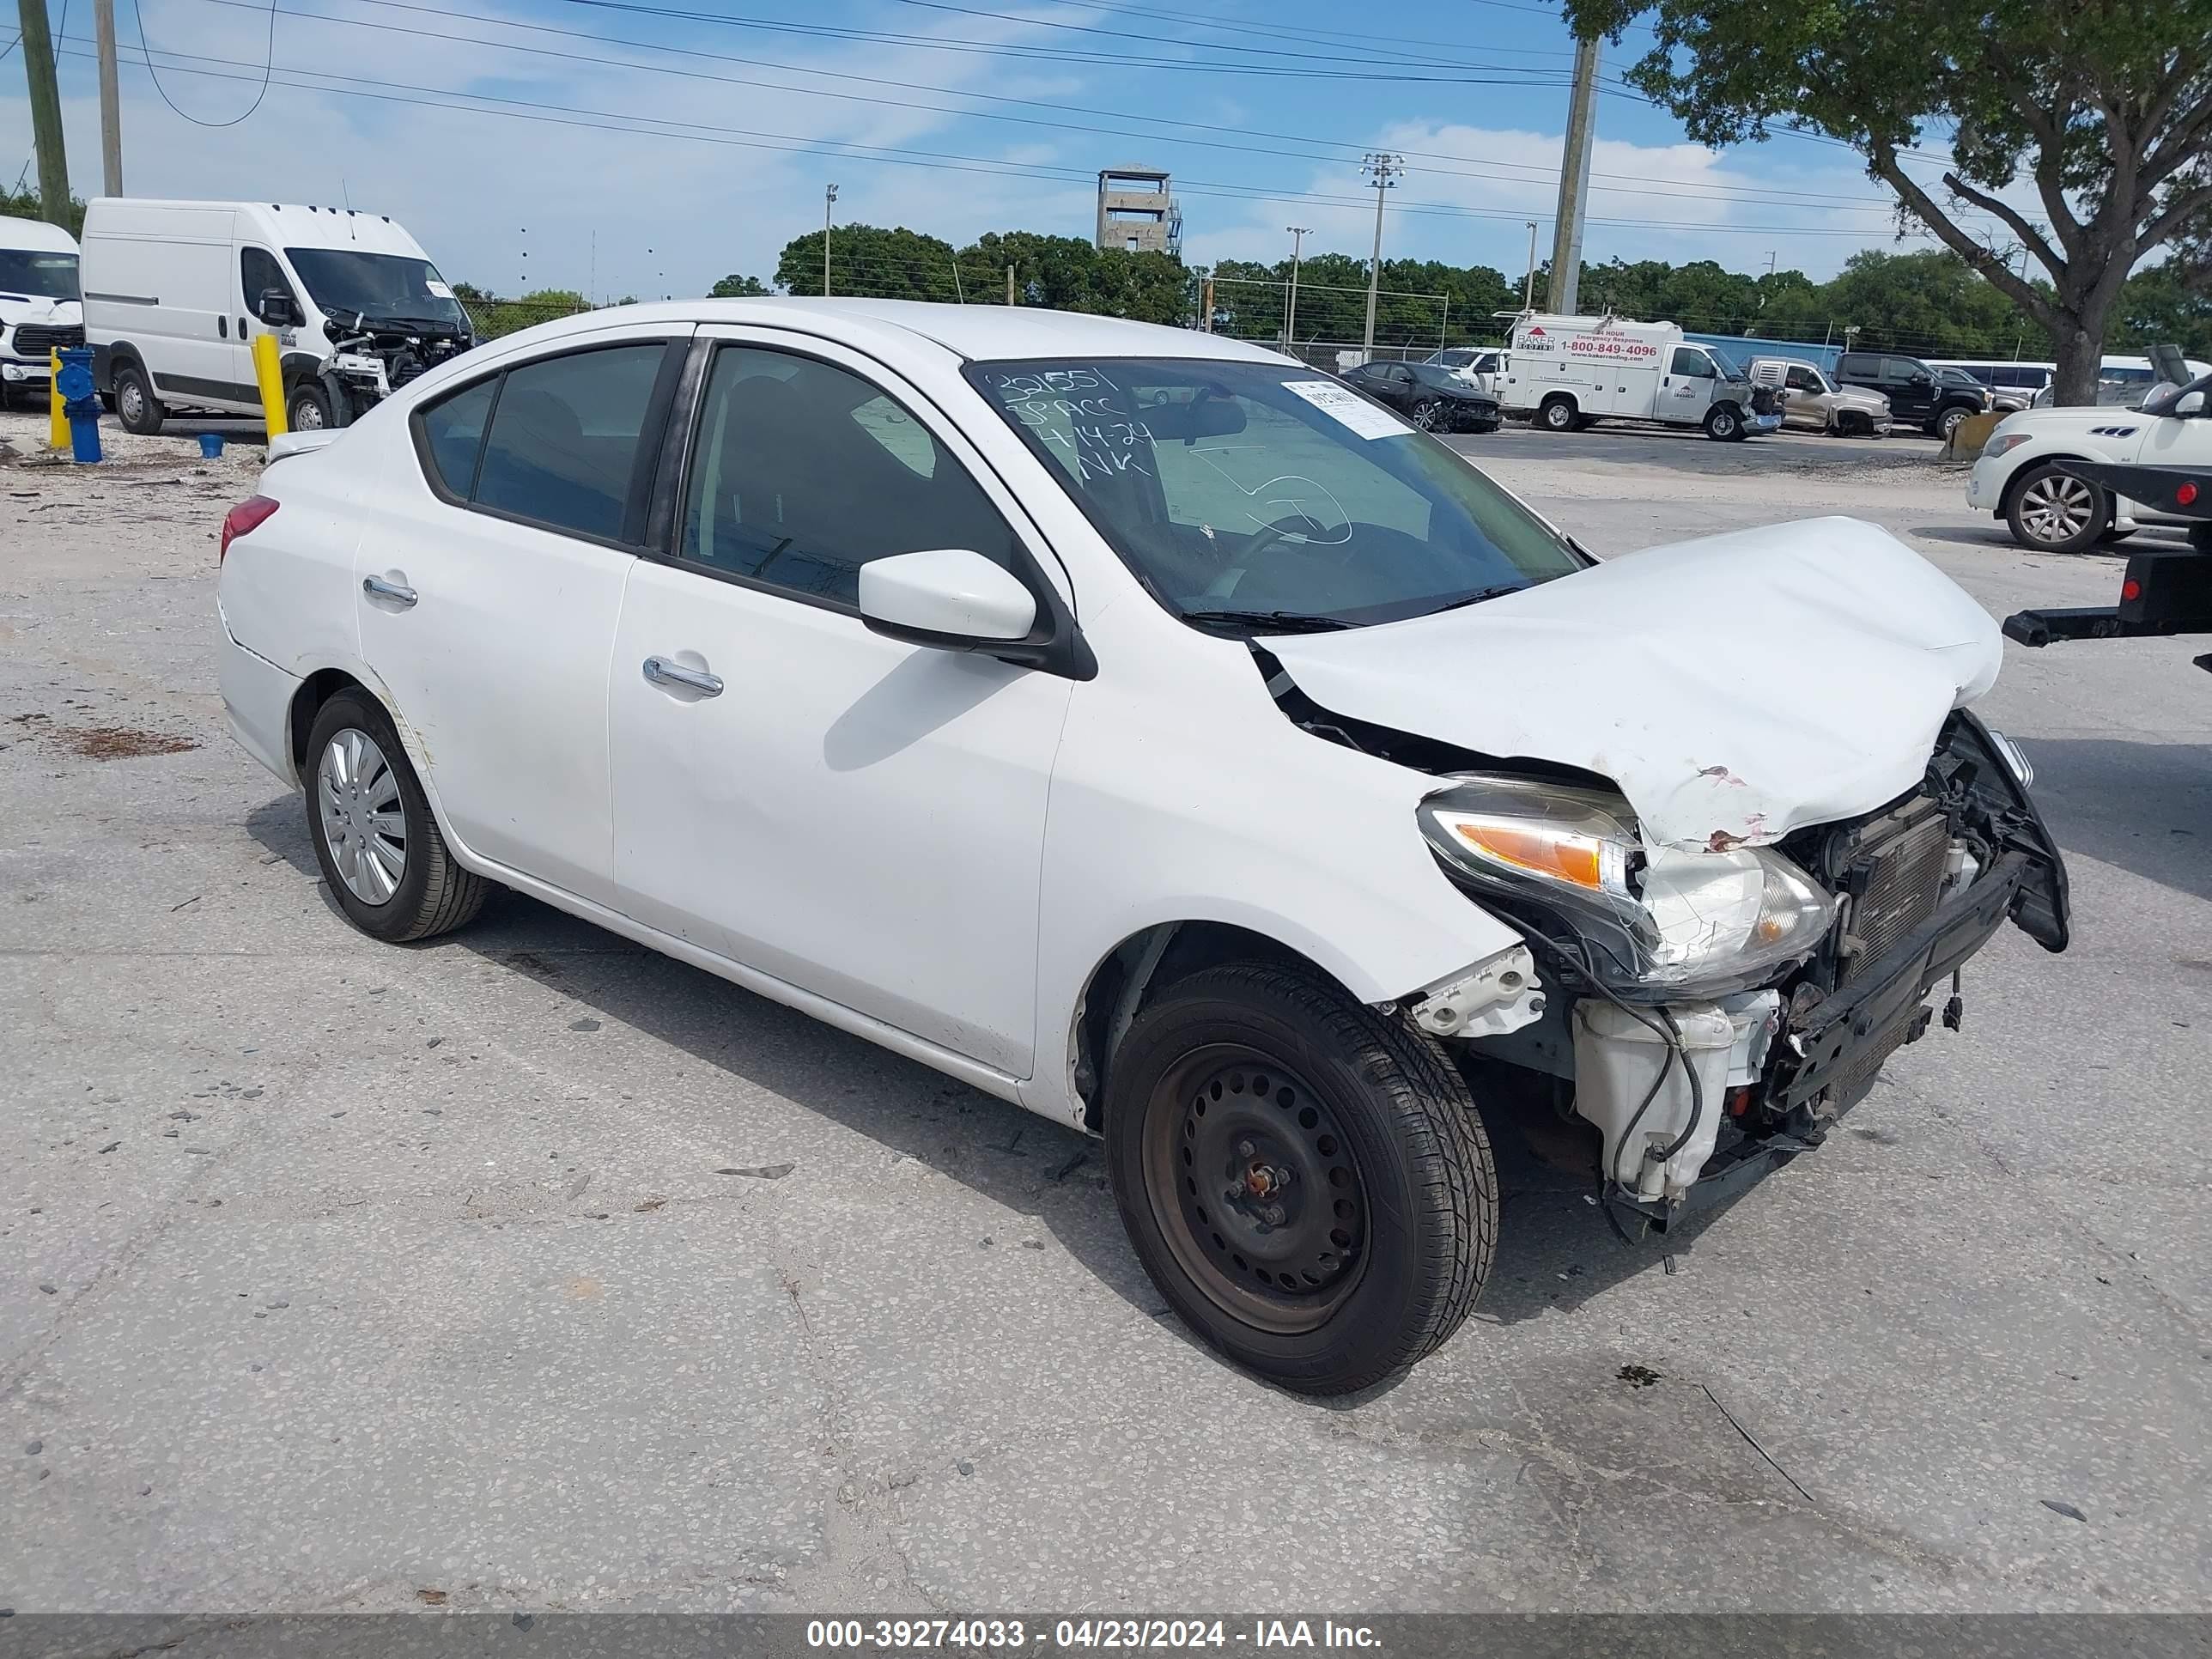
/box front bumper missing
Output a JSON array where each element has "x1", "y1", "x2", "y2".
[{"x1": 1606, "y1": 850, "x2": 2032, "y2": 1229}]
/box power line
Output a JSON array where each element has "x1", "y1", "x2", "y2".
[
  {"x1": 130, "y1": 0, "x2": 274, "y2": 125},
  {"x1": 74, "y1": 38, "x2": 1971, "y2": 240},
  {"x1": 185, "y1": 0, "x2": 1948, "y2": 217}
]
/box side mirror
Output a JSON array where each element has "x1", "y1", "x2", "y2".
[
  {"x1": 2174, "y1": 390, "x2": 2206, "y2": 417},
  {"x1": 1909, "y1": 371, "x2": 1932, "y2": 386},
  {"x1": 858, "y1": 549, "x2": 1036, "y2": 651},
  {"x1": 257, "y1": 288, "x2": 301, "y2": 328}
]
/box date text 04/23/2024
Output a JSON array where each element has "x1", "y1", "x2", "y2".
[{"x1": 805, "y1": 1620, "x2": 1383, "y2": 1650}]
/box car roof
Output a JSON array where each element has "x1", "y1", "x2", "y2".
[
  {"x1": 495, "y1": 297, "x2": 1297, "y2": 366},
  {"x1": 0, "y1": 213, "x2": 80, "y2": 253}
]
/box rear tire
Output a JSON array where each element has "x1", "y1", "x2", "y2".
[
  {"x1": 113, "y1": 362, "x2": 165, "y2": 435},
  {"x1": 1537, "y1": 397, "x2": 1577, "y2": 433},
  {"x1": 2005, "y1": 462, "x2": 2108, "y2": 554},
  {"x1": 1103, "y1": 960, "x2": 1496, "y2": 1395},
  {"x1": 303, "y1": 688, "x2": 488, "y2": 944}
]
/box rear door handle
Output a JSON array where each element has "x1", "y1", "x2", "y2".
[
  {"x1": 362, "y1": 574, "x2": 417, "y2": 607},
  {"x1": 643, "y1": 656, "x2": 723, "y2": 697}
]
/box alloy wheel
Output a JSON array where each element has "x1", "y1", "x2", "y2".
[
  {"x1": 2019, "y1": 474, "x2": 2094, "y2": 544},
  {"x1": 317, "y1": 727, "x2": 407, "y2": 905},
  {"x1": 1142, "y1": 1044, "x2": 1369, "y2": 1335}
]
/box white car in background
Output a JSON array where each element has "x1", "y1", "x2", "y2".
[
  {"x1": 216, "y1": 300, "x2": 2069, "y2": 1393},
  {"x1": 1967, "y1": 371, "x2": 2212, "y2": 551}
]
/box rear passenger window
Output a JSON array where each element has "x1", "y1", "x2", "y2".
[
  {"x1": 1838, "y1": 354, "x2": 1879, "y2": 379},
  {"x1": 417, "y1": 377, "x2": 495, "y2": 498},
  {"x1": 471, "y1": 343, "x2": 671, "y2": 543}
]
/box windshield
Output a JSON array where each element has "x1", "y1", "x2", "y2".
[
  {"x1": 1705, "y1": 346, "x2": 1749, "y2": 382},
  {"x1": 968, "y1": 357, "x2": 1584, "y2": 630},
  {"x1": 283, "y1": 248, "x2": 467, "y2": 330},
  {"x1": 0, "y1": 248, "x2": 79, "y2": 301}
]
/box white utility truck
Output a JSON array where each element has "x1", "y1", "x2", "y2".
[{"x1": 1498, "y1": 313, "x2": 1783, "y2": 441}]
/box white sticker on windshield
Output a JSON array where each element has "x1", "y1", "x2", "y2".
[
  {"x1": 425, "y1": 280, "x2": 454, "y2": 299},
  {"x1": 1282, "y1": 377, "x2": 1413, "y2": 440}
]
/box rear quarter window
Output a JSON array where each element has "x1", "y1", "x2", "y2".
[{"x1": 416, "y1": 376, "x2": 496, "y2": 498}]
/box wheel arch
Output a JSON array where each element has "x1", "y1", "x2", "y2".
[
  {"x1": 288, "y1": 665, "x2": 370, "y2": 771},
  {"x1": 286, "y1": 661, "x2": 480, "y2": 872},
  {"x1": 1996, "y1": 450, "x2": 2096, "y2": 513},
  {"x1": 1066, "y1": 920, "x2": 1377, "y2": 1135}
]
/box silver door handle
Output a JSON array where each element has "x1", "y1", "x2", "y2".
[
  {"x1": 642, "y1": 656, "x2": 723, "y2": 696},
  {"x1": 362, "y1": 574, "x2": 417, "y2": 606}
]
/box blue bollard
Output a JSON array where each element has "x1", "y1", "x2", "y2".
[
  {"x1": 198, "y1": 433, "x2": 226, "y2": 460},
  {"x1": 58, "y1": 348, "x2": 102, "y2": 464}
]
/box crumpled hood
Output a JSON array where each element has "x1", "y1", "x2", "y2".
[
  {"x1": 0, "y1": 294, "x2": 81, "y2": 331},
  {"x1": 1266, "y1": 516, "x2": 2002, "y2": 851}
]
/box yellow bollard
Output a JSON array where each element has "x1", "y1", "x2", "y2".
[
  {"x1": 48, "y1": 350, "x2": 68, "y2": 450},
  {"x1": 252, "y1": 334, "x2": 289, "y2": 437}
]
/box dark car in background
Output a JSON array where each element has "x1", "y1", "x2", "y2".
[
  {"x1": 1340, "y1": 360, "x2": 1503, "y2": 433},
  {"x1": 1835, "y1": 350, "x2": 1988, "y2": 440}
]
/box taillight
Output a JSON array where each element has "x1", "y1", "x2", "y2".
[
  {"x1": 2178, "y1": 480, "x2": 2200, "y2": 507},
  {"x1": 220, "y1": 495, "x2": 279, "y2": 563},
  {"x1": 2121, "y1": 579, "x2": 2142, "y2": 602}
]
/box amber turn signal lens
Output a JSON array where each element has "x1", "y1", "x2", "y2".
[{"x1": 1453, "y1": 821, "x2": 1604, "y2": 888}]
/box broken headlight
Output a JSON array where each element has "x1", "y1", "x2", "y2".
[{"x1": 1418, "y1": 774, "x2": 1837, "y2": 1000}]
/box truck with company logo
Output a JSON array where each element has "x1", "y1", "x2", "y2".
[{"x1": 1496, "y1": 313, "x2": 1783, "y2": 441}]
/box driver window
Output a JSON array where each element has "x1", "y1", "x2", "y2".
[
  {"x1": 1785, "y1": 367, "x2": 1816, "y2": 391},
  {"x1": 1670, "y1": 347, "x2": 1712, "y2": 379},
  {"x1": 678, "y1": 345, "x2": 1021, "y2": 608},
  {"x1": 240, "y1": 247, "x2": 295, "y2": 315}
]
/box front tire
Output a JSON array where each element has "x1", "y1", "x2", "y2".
[
  {"x1": 1704, "y1": 404, "x2": 1743, "y2": 441},
  {"x1": 1410, "y1": 398, "x2": 1443, "y2": 431},
  {"x1": 304, "y1": 689, "x2": 488, "y2": 943},
  {"x1": 1103, "y1": 961, "x2": 1496, "y2": 1395},
  {"x1": 113, "y1": 362, "x2": 165, "y2": 435},
  {"x1": 286, "y1": 381, "x2": 331, "y2": 433},
  {"x1": 2006, "y1": 462, "x2": 2107, "y2": 553},
  {"x1": 1938, "y1": 405, "x2": 1970, "y2": 442}
]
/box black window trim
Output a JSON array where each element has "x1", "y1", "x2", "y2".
[
  {"x1": 636, "y1": 333, "x2": 1097, "y2": 682},
  {"x1": 406, "y1": 335, "x2": 690, "y2": 555}
]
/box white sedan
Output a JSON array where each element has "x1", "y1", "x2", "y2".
[{"x1": 217, "y1": 300, "x2": 2069, "y2": 1392}]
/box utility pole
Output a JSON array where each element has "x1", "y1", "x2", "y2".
[
  {"x1": 520, "y1": 228, "x2": 528, "y2": 298},
  {"x1": 1547, "y1": 33, "x2": 1600, "y2": 316},
  {"x1": 1200, "y1": 273, "x2": 1214, "y2": 332},
  {"x1": 1360, "y1": 152, "x2": 1402, "y2": 360},
  {"x1": 823, "y1": 183, "x2": 838, "y2": 297},
  {"x1": 1522, "y1": 219, "x2": 1539, "y2": 309},
  {"x1": 1006, "y1": 265, "x2": 1016, "y2": 307},
  {"x1": 1763, "y1": 250, "x2": 1778, "y2": 278},
  {"x1": 93, "y1": 0, "x2": 122, "y2": 195},
  {"x1": 1284, "y1": 226, "x2": 1310, "y2": 352},
  {"x1": 16, "y1": 0, "x2": 70, "y2": 227}
]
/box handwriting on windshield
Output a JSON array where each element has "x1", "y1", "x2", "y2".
[{"x1": 987, "y1": 368, "x2": 1154, "y2": 479}]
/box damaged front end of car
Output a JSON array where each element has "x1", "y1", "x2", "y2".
[{"x1": 1404, "y1": 711, "x2": 2069, "y2": 1227}]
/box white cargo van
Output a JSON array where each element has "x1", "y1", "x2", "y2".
[
  {"x1": 1500, "y1": 313, "x2": 1782, "y2": 441},
  {"x1": 0, "y1": 214, "x2": 82, "y2": 410},
  {"x1": 81, "y1": 198, "x2": 473, "y2": 434}
]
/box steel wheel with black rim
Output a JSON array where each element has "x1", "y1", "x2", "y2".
[
  {"x1": 303, "y1": 687, "x2": 489, "y2": 943},
  {"x1": 288, "y1": 383, "x2": 331, "y2": 432},
  {"x1": 1103, "y1": 959, "x2": 1496, "y2": 1394},
  {"x1": 113, "y1": 362, "x2": 165, "y2": 435},
  {"x1": 2005, "y1": 462, "x2": 2108, "y2": 553}
]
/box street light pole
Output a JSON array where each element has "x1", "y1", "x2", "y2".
[
  {"x1": 1284, "y1": 225, "x2": 1310, "y2": 353},
  {"x1": 1522, "y1": 219, "x2": 1539, "y2": 309},
  {"x1": 1360, "y1": 153, "x2": 1402, "y2": 360},
  {"x1": 824, "y1": 183, "x2": 839, "y2": 297}
]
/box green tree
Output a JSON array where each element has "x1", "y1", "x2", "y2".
[
  {"x1": 777, "y1": 224, "x2": 959, "y2": 301},
  {"x1": 460, "y1": 286, "x2": 591, "y2": 341},
  {"x1": 1818, "y1": 249, "x2": 2039, "y2": 356},
  {"x1": 709, "y1": 273, "x2": 771, "y2": 298},
  {"x1": 959, "y1": 233, "x2": 1190, "y2": 322},
  {"x1": 1567, "y1": 0, "x2": 2212, "y2": 402},
  {"x1": 0, "y1": 185, "x2": 85, "y2": 238}
]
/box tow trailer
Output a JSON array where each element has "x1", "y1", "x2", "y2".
[{"x1": 2002, "y1": 460, "x2": 2212, "y2": 675}]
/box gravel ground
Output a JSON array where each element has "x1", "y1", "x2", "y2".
[{"x1": 3, "y1": 409, "x2": 2208, "y2": 1618}]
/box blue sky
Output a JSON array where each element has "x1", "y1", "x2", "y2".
[{"x1": 2, "y1": 0, "x2": 1996, "y2": 299}]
